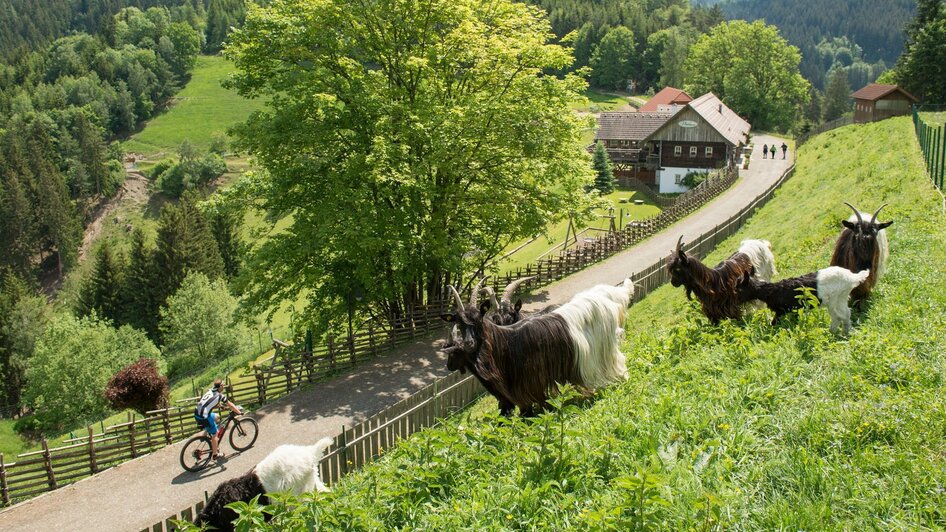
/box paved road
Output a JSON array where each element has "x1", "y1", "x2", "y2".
[{"x1": 0, "y1": 135, "x2": 790, "y2": 532}]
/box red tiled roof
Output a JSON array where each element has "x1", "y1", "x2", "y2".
[
  {"x1": 639, "y1": 87, "x2": 693, "y2": 112},
  {"x1": 850, "y1": 84, "x2": 919, "y2": 102},
  {"x1": 595, "y1": 112, "x2": 676, "y2": 142}
]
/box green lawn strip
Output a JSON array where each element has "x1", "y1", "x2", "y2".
[
  {"x1": 918, "y1": 112, "x2": 946, "y2": 127},
  {"x1": 121, "y1": 55, "x2": 266, "y2": 157},
  {"x1": 237, "y1": 117, "x2": 946, "y2": 529},
  {"x1": 570, "y1": 89, "x2": 630, "y2": 113},
  {"x1": 497, "y1": 189, "x2": 661, "y2": 275}
]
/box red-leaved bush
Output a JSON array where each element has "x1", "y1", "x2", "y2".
[{"x1": 104, "y1": 358, "x2": 170, "y2": 415}]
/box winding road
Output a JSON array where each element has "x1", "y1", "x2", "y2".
[{"x1": 0, "y1": 135, "x2": 791, "y2": 532}]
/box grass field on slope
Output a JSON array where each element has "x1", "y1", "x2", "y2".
[
  {"x1": 121, "y1": 55, "x2": 266, "y2": 157},
  {"x1": 209, "y1": 117, "x2": 946, "y2": 530}
]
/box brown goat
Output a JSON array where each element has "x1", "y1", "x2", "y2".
[
  {"x1": 667, "y1": 236, "x2": 756, "y2": 324},
  {"x1": 829, "y1": 202, "x2": 892, "y2": 305}
]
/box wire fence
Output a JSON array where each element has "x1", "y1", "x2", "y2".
[
  {"x1": 913, "y1": 104, "x2": 946, "y2": 191},
  {"x1": 796, "y1": 116, "x2": 854, "y2": 147}
]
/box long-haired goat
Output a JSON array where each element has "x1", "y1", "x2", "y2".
[
  {"x1": 196, "y1": 437, "x2": 333, "y2": 531},
  {"x1": 739, "y1": 267, "x2": 870, "y2": 334},
  {"x1": 440, "y1": 279, "x2": 634, "y2": 416},
  {"x1": 667, "y1": 236, "x2": 777, "y2": 324},
  {"x1": 830, "y1": 202, "x2": 892, "y2": 304}
]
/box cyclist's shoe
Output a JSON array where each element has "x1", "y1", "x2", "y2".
[{"x1": 213, "y1": 452, "x2": 226, "y2": 461}]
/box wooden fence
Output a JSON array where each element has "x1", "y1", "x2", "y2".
[
  {"x1": 145, "y1": 371, "x2": 485, "y2": 531},
  {"x1": 796, "y1": 116, "x2": 854, "y2": 147},
  {"x1": 0, "y1": 163, "x2": 740, "y2": 508},
  {"x1": 913, "y1": 105, "x2": 946, "y2": 191}
]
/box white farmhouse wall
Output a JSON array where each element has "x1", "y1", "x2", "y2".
[{"x1": 657, "y1": 167, "x2": 697, "y2": 194}]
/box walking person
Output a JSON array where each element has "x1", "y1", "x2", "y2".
[
  {"x1": 762, "y1": 144, "x2": 768, "y2": 159},
  {"x1": 781, "y1": 142, "x2": 788, "y2": 159}
]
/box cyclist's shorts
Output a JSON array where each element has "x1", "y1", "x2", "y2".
[{"x1": 194, "y1": 412, "x2": 218, "y2": 436}]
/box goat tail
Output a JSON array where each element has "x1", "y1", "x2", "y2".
[
  {"x1": 312, "y1": 436, "x2": 333, "y2": 493},
  {"x1": 739, "y1": 239, "x2": 778, "y2": 281},
  {"x1": 853, "y1": 268, "x2": 870, "y2": 285}
]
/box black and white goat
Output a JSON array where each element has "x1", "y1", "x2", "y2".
[
  {"x1": 196, "y1": 437, "x2": 333, "y2": 531},
  {"x1": 440, "y1": 279, "x2": 634, "y2": 416},
  {"x1": 830, "y1": 202, "x2": 892, "y2": 305},
  {"x1": 667, "y1": 236, "x2": 777, "y2": 324},
  {"x1": 739, "y1": 266, "x2": 870, "y2": 334}
]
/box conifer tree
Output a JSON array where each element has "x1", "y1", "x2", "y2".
[
  {"x1": 592, "y1": 141, "x2": 615, "y2": 195},
  {"x1": 124, "y1": 228, "x2": 161, "y2": 340},
  {"x1": 210, "y1": 209, "x2": 244, "y2": 280},
  {"x1": 823, "y1": 69, "x2": 852, "y2": 121},
  {"x1": 77, "y1": 242, "x2": 126, "y2": 324}
]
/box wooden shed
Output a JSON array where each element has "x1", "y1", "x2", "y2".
[{"x1": 851, "y1": 84, "x2": 919, "y2": 124}]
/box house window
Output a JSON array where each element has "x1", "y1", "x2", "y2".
[
  {"x1": 705, "y1": 146, "x2": 713, "y2": 157},
  {"x1": 689, "y1": 146, "x2": 698, "y2": 157},
  {"x1": 674, "y1": 174, "x2": 684, "y2": 184},
  {"x1": 621, "y1": 140, "x2": 629, "y2": 147},
  {"x1": 674, "y1": 145, "x2": 682, "y2": 156}
]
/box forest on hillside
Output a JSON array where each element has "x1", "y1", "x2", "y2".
[{"x1": 722, "y1": 0, "x2": 915, "y2": 90}]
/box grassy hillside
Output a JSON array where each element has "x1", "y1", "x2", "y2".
[
  {"x1": 218, "y1": 117, "x2": 946, "y2": 529},
  {"x1": 121, "y1": 55, "x2": 267, "y2": 157}
]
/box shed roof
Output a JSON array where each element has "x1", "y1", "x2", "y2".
[
  {"x1": 850, "y1": 84, "x2": 919, "y2": 102},
  {"x1": 684, "y1": 92, "x2": 751, "y2": 147},
  {"x1": 639, "y1": 87, "x2": 693, "y2": 112},
  {"x1": 595, "y1": 112, "x2": 676, "y2": 141}
]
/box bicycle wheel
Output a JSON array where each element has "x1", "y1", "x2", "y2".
[
  {"x1": 180, "y1": 435, "x2": 213, "y2": 472},
  {"x1": 229, "y1": 417, "x2": 259, "y2": 451}
]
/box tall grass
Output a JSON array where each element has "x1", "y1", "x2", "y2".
[{"x1": 212, "y1": 117, "x2": 946, "y2": 530}]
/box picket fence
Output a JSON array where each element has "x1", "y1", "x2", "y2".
[{"x1": 0, "y1": 163, "x2": 740, "y2": 508}]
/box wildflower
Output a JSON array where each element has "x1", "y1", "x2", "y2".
[{"x1": 507, "y1": 514, "x2": 513, "y2": 520}]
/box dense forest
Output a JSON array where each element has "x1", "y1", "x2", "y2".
[{"x1": 722, "y1": 0, "x2": 915, "y2": 90}]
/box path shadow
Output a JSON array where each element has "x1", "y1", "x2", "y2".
[{"x1": 171, "y1": 452, "x2": 248, "y2": 485}]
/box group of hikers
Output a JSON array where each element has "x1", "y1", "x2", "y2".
[{"x1": 762, "y1": 142, "x2": 789, "y2": 159}]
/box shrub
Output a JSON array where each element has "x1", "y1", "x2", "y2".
[
  {"x1": 104, "y1": 358, "x2": 170, "y2": 415},
  {"x1": 681, "y1": 171, "x2": 708, "y2": 188}
]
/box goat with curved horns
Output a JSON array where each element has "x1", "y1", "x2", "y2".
[
  {"x1": 440, "y1": 279, "x2": 633, "y2": 416},
  {"x1": 667, "y1": 236, "x2": 777, "y2": 324},
  {"x1": 830, "y1": 202, "x2": 892, "y2": 305},
  {"x1": 482, "y1": 276, "x2": 537, "y2": 325}
]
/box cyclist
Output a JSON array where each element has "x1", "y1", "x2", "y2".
[{"x1": 194, "y1": 379, "x2": 242, "y2": 460}]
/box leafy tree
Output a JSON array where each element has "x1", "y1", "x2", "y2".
[
  {"x1": 644, "y1": 26, "x2": 697, "y2": 91},
  {"x1": 684, "y1": 20, "x2": 810, "y2": 131},
  {"x1": 0, "y1": 271, "x2": 48, "y2": 411},
  {"x1": 23, "y1": 314, "x2": 159, "y2": 433},
  {"x1": 823, "y1": 69, "x2": 852, "y2": 121},
  {"x1": 224, "y1": 0, "x2": 593, "y2": 329},
  {"x1": 590, "y1": 26, "x2": 637, "y2": 90},
  {"x1": 159, "y1": 272, "x2": 247, "y2": 378},
  {"x1": 77, "y1": 242, "x2": 127, "y2": 324},
  {"x1": 592, "y1": 142, "x2": 615, "y2": 195}
]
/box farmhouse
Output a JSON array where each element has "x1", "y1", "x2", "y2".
[
  {"x1": 851, "y1": 84, "x2": 919, "y2": 124},
  {"x1": 638, "y1": 86, "x2": 692, "y2": 112},
  {"x1": 594, "y1": 92, "x2": 750, "y2": 193}
]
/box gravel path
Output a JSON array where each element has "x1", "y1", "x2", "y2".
[{"x1": 0, "y1": 135, "x2": 790, "y2": 532}]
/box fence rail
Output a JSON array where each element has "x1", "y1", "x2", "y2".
[
  {"x1": 796, "y1": 116, "x2": 853, "y2": 147},
  {"x1": 0, "y1": 163, "x2": 741, "y2": 508},
  {"x1": 913, "y1": 105, "x2": 946, "y2": 191}
]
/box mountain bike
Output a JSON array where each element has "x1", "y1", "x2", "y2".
[{"x1": 179, "y1": 409, "x2": 259, "y2": 472}]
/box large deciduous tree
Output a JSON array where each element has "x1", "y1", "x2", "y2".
[
  {"x1": 684, "y1": 20, "x2": 810, "y2": 131},
  {"x1": 224, "y1": 0, "x2": 593, "y2": 330},
  {"x1": 590, "y1": 26, "x2": 637, "y2": 90}
]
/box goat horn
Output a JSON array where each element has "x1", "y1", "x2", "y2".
[
  {"x1": 675, "y1": 235, "x2": 684, "y2": 254},
  {"x1": 469, "y1": 276, "x2": 489, "y2": 307},
  {"x1": 483, "y1": 286, "x2": 500, "y2": 311},
  {"x1": 448, "y1": 285, "x2": 464, "y2": 313},
  {"x1": 844, "y1": 202, "x2": 864, "y2": 228},
  {"x1": 869, "y1": 203, "x2": 888, "y2": 225},
  {"x1": 501, "y1": 276, "x2": 536, "y2": 306}
]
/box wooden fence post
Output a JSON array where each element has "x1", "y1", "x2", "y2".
[
  {"x1": 162, "y1": 408, "x2": 172, "y2": 445},
  {"x1": 327, "y1": 335, "x2": 337, "y2": 372},
  {"x1": 42, "y1": 438, "x2": 57, "y2": 489},
  {"x1": 128, "y1": 412, "x2": 138, "y2": 458},
  {"x1": 255, "y1": 366, "x2": 266, "y2": 405},
  {"x1": 0, "y1": 453, "x2": 9, "y2": 506},
  {"x1": 88, "y1": 425, "x2": 98, "y2": 474},
  {"x1": 340, "y1": 426, "x2": 349, "y2": 475}
]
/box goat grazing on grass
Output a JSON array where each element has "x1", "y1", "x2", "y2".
[
  {"x1": 196, "y1": 437, "x2": 333, "y2": 531},
  {"x1": 830, "y1": 202, "x2": 892, "y2": 305},
  {"x1": 739, "y1": 267, "x2": 870, "y2": 334},
  {"x1": 667, "y1": 236, "x2": 777, "y2": 324},
  {"x1": 440, "y1": 279, "x2": 634, "y2": 416}
]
